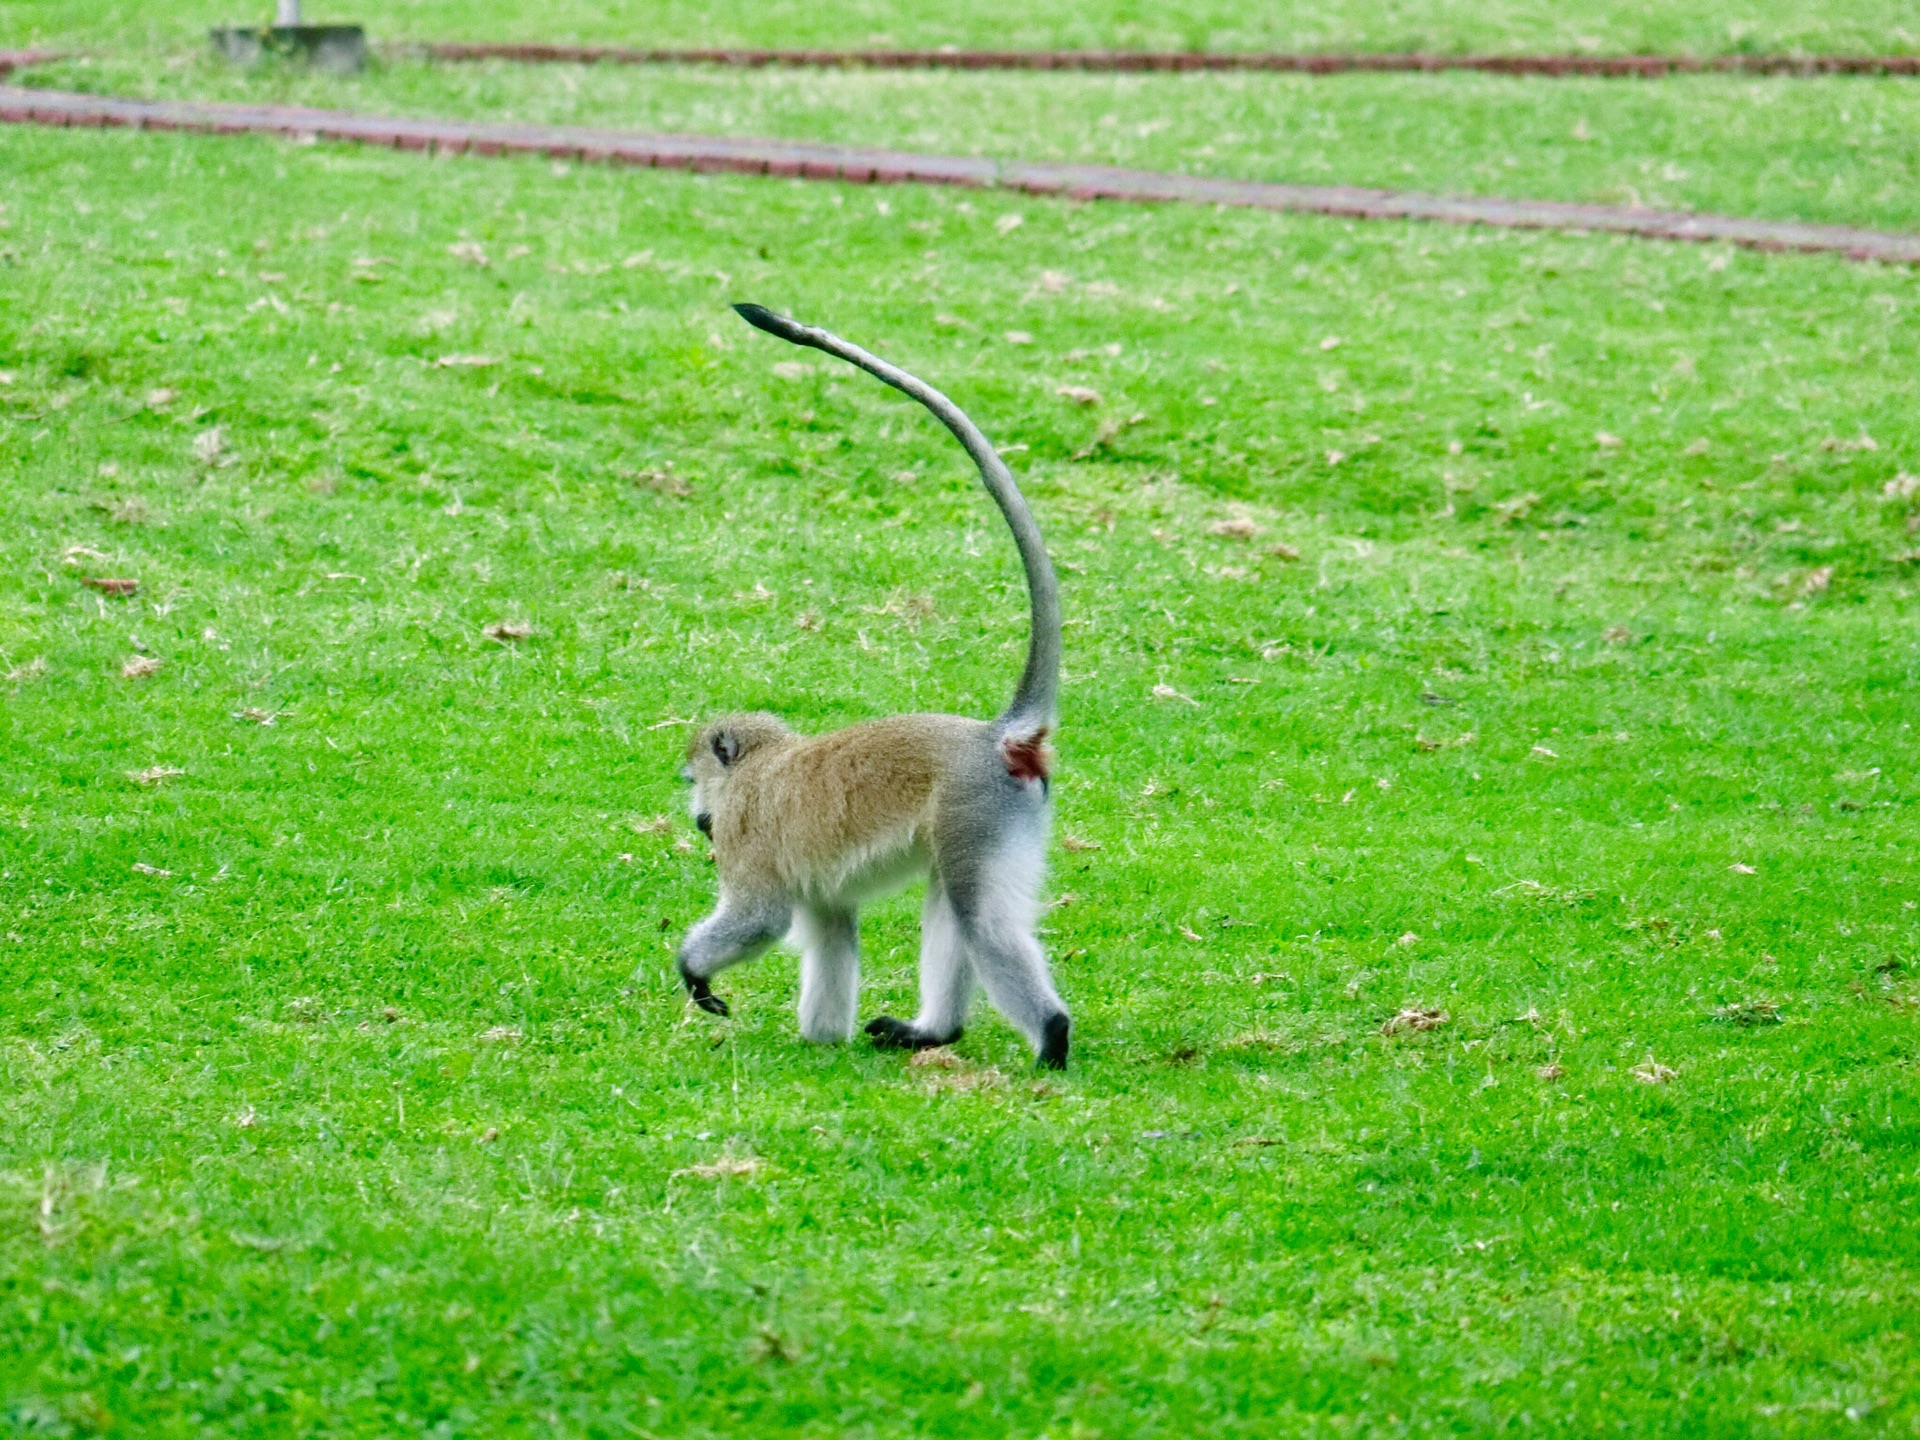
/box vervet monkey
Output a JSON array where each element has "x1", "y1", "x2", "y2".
[{"x1": 673, "y1": 303, "x2": 1070, "y2": 1069}]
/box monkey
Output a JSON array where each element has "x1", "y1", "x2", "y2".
[{"x1": 672, "y1": 303, "x2": 1070, "y2": 1069}]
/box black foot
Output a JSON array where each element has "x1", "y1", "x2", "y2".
[
  {"x1": 865, "y1": 1016, "x2": 958, "y2": 1051},
  {"x1": 685, "y1": 975, "x2": 729, "y2": 1017},
  {"x1": 1038, "y1": 1012, "x2": 1070, "y2": 1070}
]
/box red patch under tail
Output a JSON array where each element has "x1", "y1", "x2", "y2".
[{"x1": 1000, "y1": 728, "x2": 1053, "y2": 784}]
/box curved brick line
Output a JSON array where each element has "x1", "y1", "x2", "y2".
[
  {"x1": 414, "y1": 42, "x2": 1920, "y2": 78},
  {"x1": 0, "y1": 50, "x2": 60, "y2": 74},
  {"x1": 2, "y1": 86, "x2": 1916, "y2": 265}
]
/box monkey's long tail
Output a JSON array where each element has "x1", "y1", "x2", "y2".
[{"x1": 733, "y1": 303, "x2": 1060, "y2": 736}]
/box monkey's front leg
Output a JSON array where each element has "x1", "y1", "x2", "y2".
[
  {"x1": 676, "y1": 896, "x2": 791, "y2": 1017},
  {"x1": 793, "y1": 907, "x2": 860, "y2": 1043}
]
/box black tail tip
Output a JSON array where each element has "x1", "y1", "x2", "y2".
[{"x1": 732, "y1": 302, "x2": 811, "y2": 345}]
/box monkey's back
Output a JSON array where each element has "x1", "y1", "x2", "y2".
[{"x1": 729, "y1": 713, "x2": 990, "y2": 898}]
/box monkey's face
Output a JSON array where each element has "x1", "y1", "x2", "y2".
[{"x1": 681, "y1": 712, "x2": 794, "y2": 836}]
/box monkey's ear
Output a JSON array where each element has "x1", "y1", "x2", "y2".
[{"x1": 712, "y1": 730, "x2": 744, "y2": 767}]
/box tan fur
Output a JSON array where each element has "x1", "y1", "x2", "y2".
[{"x1": 686, "y1": 712, "x2": 983, "y2": 899}]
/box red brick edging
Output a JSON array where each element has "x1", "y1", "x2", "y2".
[
  {"x1": 9, "y1": 43, "x2": 1918, "y2": 80},
  {"x1": 0, "y1": 50, "x2": 60, "y2": 73},
  {"x1": 417, "y1": 42, "x2": 1920, "y2": 79},
  {"x1": 3, "y1": 86, "x2": 1916, "y2": 265}
]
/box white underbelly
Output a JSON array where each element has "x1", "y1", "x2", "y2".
[{"x1": 794, "y1": 829, "x2": 929, "y2": 910}]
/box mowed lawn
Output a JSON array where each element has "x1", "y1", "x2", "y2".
[
  {"x1": 25, "y1": 52, "x2": 1920, "y2": 236},
  {"x1": 1, "y1": 102, "x2": 1919, "y2": 1440},
  {"x1": 7, "y1": 0, "x2": 1919, "y2": 58}
]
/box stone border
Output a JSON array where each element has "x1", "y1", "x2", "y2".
[
  {"x1": 417, "y1": 42, "x2": 1920, "y2": 78},
  {"x1": 0, "y1": 50, "x2": 61, "y2": 74},
  {"x1": 4, "y1": 85, "x2": 1916, "y2": 265},
  {"x1": 8, "y1": 43, "x2": 1918, "y2": 80}
]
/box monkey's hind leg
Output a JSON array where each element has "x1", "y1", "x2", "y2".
[
  {"x1": 793, "y1": 907, "x2": 860, "y2": 1043},
  {"x1": 866, "y1": 880, "x2": 973, "y2": 1051},
  {"x1": 676, "y1": 896, "x2": 791, "y2": 1017},
  {"x1": 950, "y1": 853, "x2": 1070, "y2": 1069}
]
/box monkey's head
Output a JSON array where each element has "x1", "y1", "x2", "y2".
[{"x1": 681, "y1": 712, "x2": 795, "y2": 831}]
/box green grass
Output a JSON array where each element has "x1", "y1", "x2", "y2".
[
  {"x1": 6, "y1": 0, "x2": 1920, "y2": 56},
  {"x1": 2, "y1": 108, "x2": 1919, "y2": 1439},
  {"x1": 25, "y1": 53, "x2": 1920, "y2": 234}
]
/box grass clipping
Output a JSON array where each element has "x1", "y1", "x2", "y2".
[
  {"x1": 911, "y1": 1047, "x2": 1008, "y2": 1094},
  {"x1": 1381, "y1": 1007, "x2": 1449, "y2": 1036},
  {"x1": 673, "y1": 1155, "x2": 769, "y2": 1181},
  {"x1": 1712, "y1": 999, "x2": 1783, "y2": 1027}
]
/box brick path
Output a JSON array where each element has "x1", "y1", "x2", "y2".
[
  {"x1": 9, "y1": 43, "x2": 1918, "y2": 80},
  {"x1": 4, "y1": 85, "x2": 1916, "y2": 265},
  {"x1": 417, "y1": 43, "x2": 1920, "y2": 79}
]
